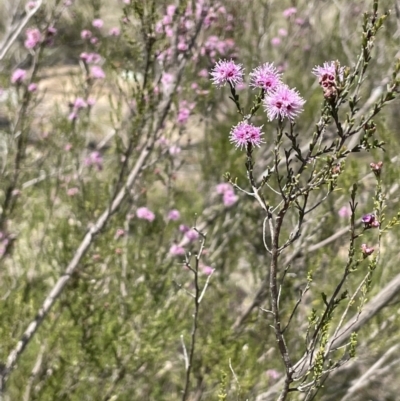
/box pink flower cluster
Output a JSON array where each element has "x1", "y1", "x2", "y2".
[
  {"x1": 80, "y1": 18, "x2": 106, "y2": 45},
  {"x1": 79, "y1": 52, "x2": 105, "y2": 80},
  {"x1": 179, "y1": 225, "x2": 200, "y2": 242},
  {"x1": 80, "y1": 52, "x2": 102, "y2": 64},
  {"x1": 11, "y1": 69, "x2": 27, "y2": 85},
  {"x1": 136, "y1": 207, "x2": 155, "y2": 222},
  {"x1": 84, "y1": 151, "x2": 103, "y2": 171},
  {"x1": 177, "y1": 101, "x2": 195, "y2": 125},
  {"x1": 210, "y1": 59, "x2": 244, "y2": 87},
  {"x1": 264, "y1": 85, "x2": 305, "y2": 122},
  {"x1": 338, "y1": 206, "x2": 351, "y2": 218},
  {"x1": 361, "y1": 214, "x2": 379, "y2": 229},
  {"x1": 200, "y1": 36, "x2": 236, "y2": 63},
  {"x1": 312, "y1": 61, "x2": 345, "y2": 99},
  {"x1": 90, "y1": 65, "x2": 105, "y2": 79},
  {"x1": 109, "y1": 27, "x2": 120, "y2": 36},
  {"x1": 229, "y1": 121, "x2": 264, "y2": 149},
  {"x1": 169, "y1": 243, "x2": 185, "y2": 255},
  {"x1": 361, "y1": 243, "x2": 374, "y2": 257},
  {"x1": 155, "y1": 2, "x2": 236, "y2": 62},
  {"x1": 169, "y1": 222, "x2": 204, "y2": 257},
  {"x1": 249, "y1": 63, "x2": 282, "y2": 92},
  {"x1": 216, "y1": 183, "x2": 238, "y2": 207},
  {"x1": 68, "y1": 97, "x2": 94, "y2": 121},
  {"x1": 167, "y1": 209, "x2": 180, "y2": 221},
  {"x1": 283, "y1": 7, "x2": 297, "y2": 18},
  {"x1": 210, "y1": 59, "x2": 305, "y2": 125},
  {"x1": 24, "y1": 28, "x2": 42, "y2": 49},
  {"x1": 92, "y1": 19, "x2": 104, "y2": 29},
  {"x1": 370, "y1": 161, "x2": 383, "y2": 177}
]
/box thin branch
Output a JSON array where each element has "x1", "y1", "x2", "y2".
[
  {"x1": 0, "y1": 0, "x2": 43, "y2": 62},
  {"x1": 341, "y1": 344, "x2": 400, "y2": 401},
  {"x1": 0, "y1": 50, "x2": 192, "y2": 392}
]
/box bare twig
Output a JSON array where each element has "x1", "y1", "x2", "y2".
[{"x1": 341, "y1": 344, "x2": 399, "y2": 401}]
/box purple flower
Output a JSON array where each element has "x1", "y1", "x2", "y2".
[
  {"x1": 201, "y1": 265, "x2": 214, "y2": 275},
  {"x1": 198, "y1": 69, "x2": 209, "y2": 78},
  {"x1": 179, "y1": 224, "x2": 190, "y2": 233},
  {"x1": 169, "y1": 244, "x2": 185, "y2": 256},
  {"x1": 92, "y1": 19, "x2": 104, "y2": 28},
  {"x1": 166, "y1": 4, "x2": 176, "y2": 16},
  {"x1": 24, "y1": 28, "x2": 42, "y2": 49},
  {"x1": 266, "y1": 369, "x2": 280, "y2": 380},
  {"x1": 361, "y1": 243, "x2": 374, "y2": 256},
  {"x1": 283, "y1": 7, "x2": 297, "y2": 17},
  {"x1": 11, "y1": 69, "x2": 27, "y2": 84},
  {"x1": 28, "y1": 83, "x2": 37, "y2": 92},
  {"x1": 210, "y1": 59, "x2": 244, "y2": 87},
  {"x1": 169, "y1": 145, "x2": 181, "y2": 156},
  {"x1": 249, "y1": 62, "x2": 282, "y2": 92},
  {"x1": 167, "y1": 209, "x2": 180, "y2": 221},
  {"x1": 263, "y1": 85, "x2": 305, "y2": 122},
  {"x1": 177, "y1": 107, "x2": 190, "y2": 124},
  {"x1": 27, "y1": 1, "x2": 38, "y2": 9},
  {"x1": 185, "y1": 228, "x2": 200, "y2": 242},
  {"x1": 229, "y1": 121, "x2": 264, "y2": 150},
  {"x1": 136, "y1": 207, "x2": 155, "y2": 222},
  {"x1": 90, "y1": 66, "x2": 105, "y2": 79},
  {"x1": 278, "y1": 28, "x2": 288, "y2": 37},
  {"x1": 338, "y1": 206, "x2": 351, "y2": 218},
  {"x1": 223, "y1": 190, "x2": 238, "y2": 207},
  {"x1": 370, "y1": 161, "x2": 383, "y2": 172},
  {"x1": 216, "y1": 183, "x2": 238, "y2": 207},
  {"x1": 73, "y1": 97, "x2": 87, "y2": 109},
  {"x1": 84, "y1": 151, "x2": 103, "y2": 171},
  {"x1": 216, "y1": 183, "x2": 233, "y2": 194},
  {"x1": 177, "y1": 41, "x2": 188, "y2": 52},
  {"x1": 177, "y1": 101, "x2": 194, "y2": 124},
  {"x1": 361, "y1": 214, "x2": 374, "y2": 224},
  {"x1": 370, "y1": 161, "x2": 383, "y2": 177},
  {"x1": 68, "y1": 111, "x2": 78, "y2": 121},
  {"x1": 80, "y1": 52, "x2": 102, "y2": 64},
  {"x1": 161, "y1": 72, "x2": 174, "y2": 91},
  {"x1": 81, "y1": 30, "x2": 92, "y2": 39},
  {"x1": 312, "y1": 61, "x2": 344, "y2": 82},
  {"x1": 271, "y1": 37, "x2": 281, "y2": 47},
  {"x1": 109, "y1": 27, "x2": 120, "y2": 36},
  {"x1": 47, "y1": 26, "x2": 57, "y2": 36},
  {"x1": 361, "y1": 214, "x2": 379, "y2": 228}
]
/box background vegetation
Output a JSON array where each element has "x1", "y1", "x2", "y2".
[{"x1": 0, "y1": 0, "x2": 400, "y2": 400}]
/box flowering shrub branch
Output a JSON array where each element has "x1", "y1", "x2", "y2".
[{"x1": 211, "y1": 1, "x2": 399, "y2": 400}]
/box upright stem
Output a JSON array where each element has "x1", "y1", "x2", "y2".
[
  {"x1": 182, "y1": 235, "x2": 206, "y2": 401},
  {"x1": 269, "y1": 210, "x2": 293, "y2": 401},
  {"x1": 181, "y1": 269, "x2": 200, "y2": 401}
]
